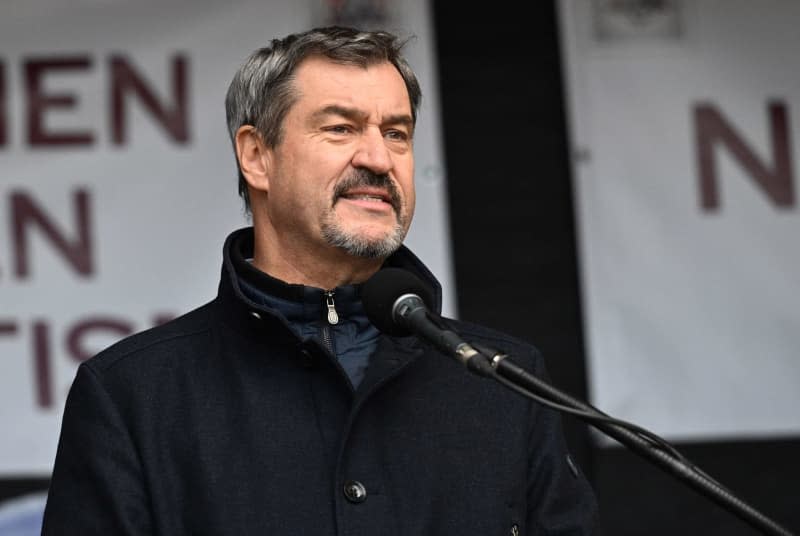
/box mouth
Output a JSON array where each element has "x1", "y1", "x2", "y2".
[
  {"x1": 339, "y1": 188, "x2": 392, "y2": 204},
  {"x1": 337, "y1": 187, "x2": 397, "y2": 213},
  {"x1": 332, "y1": 169, "x2": 403, "y2": 215}
]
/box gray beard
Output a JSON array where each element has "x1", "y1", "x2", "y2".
[
  {"x1": 322, "y1": 168, "x2": 408, "y2": 258},
  {"x1": 320, "y1": 217, "x2": 407, "y2": 259}
]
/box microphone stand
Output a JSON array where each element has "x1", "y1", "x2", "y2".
[
  {"x1": 473, "y1": 347, "x2": 795, "y2": 536},
  {"x1": 362, "y1": 272, "x2": 794, "y2": 534}
]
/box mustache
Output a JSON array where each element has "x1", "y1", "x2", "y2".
[{"x1": 332, "y1": 169, "x2": 402, "y2": 213}]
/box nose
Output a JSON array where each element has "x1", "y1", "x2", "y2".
[{"x1": 351, "y1": 126, "x2": 393, "y2": 174}]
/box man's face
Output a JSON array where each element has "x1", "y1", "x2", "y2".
[{"x1": 262, "y1": 56, "x2": 416, "y2": 260}]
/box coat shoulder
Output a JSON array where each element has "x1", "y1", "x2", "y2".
[
  {"x1": 442, "y1": 317, "x2": 544, "y2": 371},
  {"x1": 81, "y1": 300, "x2": 216, "y2": 376}
]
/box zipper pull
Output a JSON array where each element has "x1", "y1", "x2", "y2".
[{"x1": 325, "y1": 291, "x2": 339, "y2": 325}]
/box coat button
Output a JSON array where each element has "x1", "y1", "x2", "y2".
[{"x1": 343, "y1": 480, "x2": 367, "y2": 503}]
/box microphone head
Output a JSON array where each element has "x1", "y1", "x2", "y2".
[{"x1": 362, "y1": 267, "x2": 436, "y2": 336}]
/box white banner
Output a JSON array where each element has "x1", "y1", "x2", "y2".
[
  {"x1": 558, "y1": 0, "x2": 800, "y2": 441},
  {"x1": 0, "y1": 0, "x2": 453, "y2": 476}
]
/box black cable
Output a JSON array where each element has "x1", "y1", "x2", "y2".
[
  {"x1": 488, "y1": 370, "x2": 736, "y2": 497},
  {"x1": 470, "y1": 345, "x2": 793, "y2": 534}
]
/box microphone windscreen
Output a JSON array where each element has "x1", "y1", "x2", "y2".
[{"x1": 362, "y1": 267, "x2": 435, "y2": 336}]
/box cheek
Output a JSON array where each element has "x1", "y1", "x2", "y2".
[
  {"x1": 406, "y1": 191, "x2": 416, "y2": 223},
  {"x1": 400, "y1": 165, "x2": 416, "y2": 211},
  {"x1": 276, "y1": 159, "x2": 331, "y2": 206},
  {"x1": 302, "y1": 153, "x2": 349, "y2": 198}
]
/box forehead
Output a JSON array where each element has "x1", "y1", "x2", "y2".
[{"x1": 290, "y1": 56, "x2": 412, "y2": 117}]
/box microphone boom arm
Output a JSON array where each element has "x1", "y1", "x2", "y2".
[
  {"x1": 359, "y1": 268, "x2": 794, "y2": 534},
  {"x1": 479, "y1": 347, "x2": 794, "y2": 536}
]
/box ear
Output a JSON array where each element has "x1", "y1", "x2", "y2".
[{"x1": 235, "y1": 125, "x2": 272, "y2": 194}]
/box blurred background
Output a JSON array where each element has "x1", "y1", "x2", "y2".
[{"x1": 1, "y1": 1, "x2": 798, "y2": 534}]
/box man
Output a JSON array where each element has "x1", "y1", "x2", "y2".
[{"x1": 42, "y1": 26, "x2": 597, "y2": 534}]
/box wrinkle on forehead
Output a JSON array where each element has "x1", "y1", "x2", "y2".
[{"x1": 294, "y1": 58, "x2": 412, "y2": 116}]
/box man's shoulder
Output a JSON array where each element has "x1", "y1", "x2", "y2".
[{"x1": 82, "y1": 300, "x2": 217, "y2": 376}]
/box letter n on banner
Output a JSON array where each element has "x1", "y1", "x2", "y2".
[
  {"x1": 110, "y1": 55, "x2": 189, "y2": 145},
  {"x1": 694, "y1": 101, "x2": 795, "y2": 210},
  {"x1": 11, "y1": 189, "x2": 94, "y2": 278}
]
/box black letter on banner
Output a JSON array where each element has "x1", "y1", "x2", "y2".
[
  {"x1": 25, "y1": 56, "x2": 94, "y2": 146},
  {"x1": 110, "y1": 54, "x2": 190, "y2": 145},
  {"x1": 11, "y1": 189, "x2": 94, "y2": 278},
  {"x1": 695, "y1": 100, "x2": 795, "y2": 211}
]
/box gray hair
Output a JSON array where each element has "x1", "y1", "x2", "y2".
[{"x1": 225, "y1": 26, "x2": 422, "y2": 212}]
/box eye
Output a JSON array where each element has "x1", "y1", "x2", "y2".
[
  {"x1": 325, "y1": 124, "x2": 354, "y2": 135},
  {"x1": 384, "y1": 129, "x2": 409, "y2": 142}
]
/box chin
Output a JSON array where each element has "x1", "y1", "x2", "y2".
[{"x1": 322, "y1": 223, "x2": 406, "y2": 259}]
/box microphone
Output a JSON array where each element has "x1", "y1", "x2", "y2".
[{"x1": 362, "y1": 268, "x2": 493, "y2": 376}]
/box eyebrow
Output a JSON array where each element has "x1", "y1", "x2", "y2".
[{"x1": 311, "y1": 104, "x2": 414, "y2": 130}]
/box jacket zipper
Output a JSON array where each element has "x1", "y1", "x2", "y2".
[
  {"x1": 325, "y1": 290, "x2": 339, "y2": 325},
  {"x1": 320, "y1": 290, "x2": 338, "y2": 354}
]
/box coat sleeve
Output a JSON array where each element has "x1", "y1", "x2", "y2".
[
  {"x1": 41, "y1": 363, "x2": 153, "y2": 535},
  {"x1": 525, "y1": 354, "x2": 599, "y2": 535}
]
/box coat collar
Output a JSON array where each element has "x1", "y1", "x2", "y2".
[{"x1": 215, "y1": 227, "x2": 443, "y2": 339}]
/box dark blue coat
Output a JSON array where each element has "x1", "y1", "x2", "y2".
[{"x1": 42, "y1": 228, "x2": 597, "y2": 535}]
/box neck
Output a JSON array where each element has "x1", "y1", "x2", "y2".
[{"x1": 251, "y1": 224, "x2": 384, "y2": 290}]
